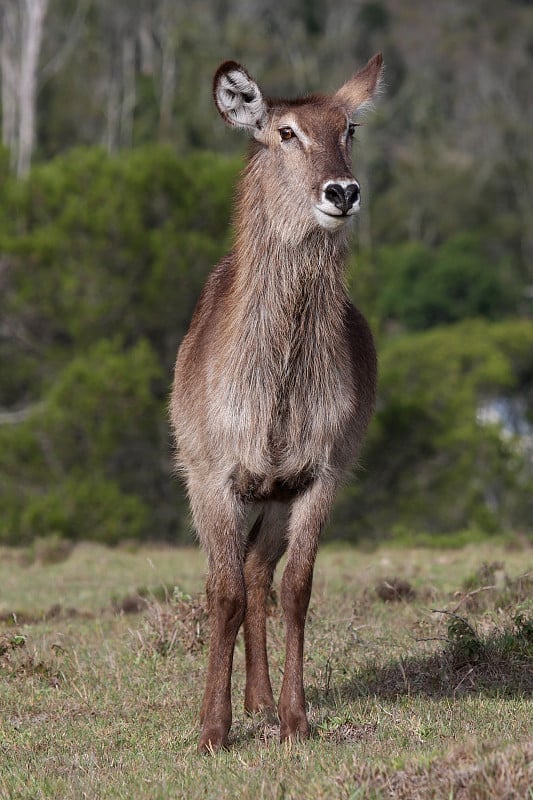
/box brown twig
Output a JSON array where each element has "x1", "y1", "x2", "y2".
[{"x1": 450, "y1": 585, "x2": 497, "y2": 614}]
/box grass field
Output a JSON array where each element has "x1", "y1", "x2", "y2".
[{"x1": 0, "y1": 539, "x2": 532, "y2": 799}]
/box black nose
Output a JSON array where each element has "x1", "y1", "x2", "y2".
[{"x1": 324, "y1": 182, "x2": 360, "y2": 214}]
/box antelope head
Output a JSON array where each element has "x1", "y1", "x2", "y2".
[{"x1": 213, "y1": 54, "x2": 383, "y2": 237}]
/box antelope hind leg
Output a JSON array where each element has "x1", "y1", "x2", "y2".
[{"x1": 243, "y1": 502, "x2": 289, "y2": 717}]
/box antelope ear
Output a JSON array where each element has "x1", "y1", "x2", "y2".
[
  {"x1": 334, "y1": 53, "x2": 384, "y2": 117},
  {"x1": 213, "y1": 61, "x2": 269, "y2": 135}
]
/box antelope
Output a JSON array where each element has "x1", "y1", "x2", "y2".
[{"x1": 170, "y1": 53, "x2": 383, "y2": 752}]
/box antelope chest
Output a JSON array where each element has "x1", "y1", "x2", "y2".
[{"x1": 208, "y1": 332, "x2": 354, "y2": 480}]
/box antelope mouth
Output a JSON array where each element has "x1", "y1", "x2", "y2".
[{"x1": 313, "y1": 205, "x2": 357, "y2": 231}]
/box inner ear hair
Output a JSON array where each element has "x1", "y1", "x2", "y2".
[{"x1": 213, "y1": 61, "x2": 268, "y2": 131}]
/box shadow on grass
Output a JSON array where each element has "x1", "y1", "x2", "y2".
[
  {"x1": 338, "y1": 651, "x2": 533, "y2": 703},
  {"x1": 329, "y1": 616, "x2": 533, "y2": 704}
]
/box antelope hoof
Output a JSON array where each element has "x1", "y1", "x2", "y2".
[
  {"x1": 198, "y1": 722, "x2": 230, "y2": 754},
  {"x1": 279, "y1": 711, "x2": 310, "y2": 742},
  {"x1": 244, "y1": 688, "x2": 276, "y2": 719}
]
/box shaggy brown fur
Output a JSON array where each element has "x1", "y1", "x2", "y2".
[{"x1": 170, "y1": 54, "x2": 383, "y2": 752}]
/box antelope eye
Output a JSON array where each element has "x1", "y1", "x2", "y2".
[
  {"x1": 348, "y1": 122, "x2": 357, "y2": 138},
  {"x1": 279, "y1": 126, "x2": 296, "y2": 141}
]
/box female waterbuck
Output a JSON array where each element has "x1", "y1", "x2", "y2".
[{"x1": 170, "y1": 53, "x2": 383, "y2": 752}]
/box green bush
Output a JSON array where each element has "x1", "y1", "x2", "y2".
[
  {"x1": 0, "y1": 147, "x2": 239, "y2": 397},
  {"x1": 333, "y1": 319, "x2": 533, "y2": 541},
  {"x1": 0, "y1": 339, "x2": 160, "y2": 545},
  {"x1": 0, "y1": 147, "x2": 239, "y2": 545},
  {"x1": 376, "y1": 235, "x2": 516, "y2": 331},
  {"x1": 19, "y1": 477, "x2": 148, "y2": 545},
  {"x1": 1, "y1": 146, "x2": 531, "y2": 546}
]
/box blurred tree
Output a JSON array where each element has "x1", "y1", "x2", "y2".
[
  {"x1": 0, "y1": 146, "x2": 238, "y2": 543},
  {"x1": 377, "y1": 235, "x2": 517, "y2": 331},
  {"x1": 1, "y1": 0, "x2": 532, "y2": 544},
  {"x1": 0, "y1": 146, "x2": 238, "y2": 381},
  {"x1": 0, "y1": 338, "x2": 160, "y2": 544},
  {"x1": 332, "y1": 319, "x2": 533, "y2": 541},
  {"x1": 1, "y1": 0, "x2": 49, "y2": 177},
  {"x1": 1, "y1": 0, "x2": 89, "y2": 176}
]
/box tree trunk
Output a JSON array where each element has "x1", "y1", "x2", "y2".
[
  {"x1": 17, "y1": 0, "x2": 49, "y2": 178},
  {"x1": 0, "y1": 3, "x2": 20, "y2": 168},
  {"x1": 120, "y1": 35, "x2": 136, "y2": 148}
]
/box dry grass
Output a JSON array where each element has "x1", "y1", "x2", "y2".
[
  {"x1": 375, "y1": 577, "x2": 417, "y2": 602},
  {"x1": 0, "y1": 540, "x2": 531, "y2": 799},
  {"x1": 333, "y1": 740, "x2": 533, "y2": 799},
  {"x1": 135, "y1": 589, "x2": 208, "y2": 656}
]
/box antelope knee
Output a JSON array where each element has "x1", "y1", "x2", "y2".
[{"x1": 210, "y1": 581, "x2": 247, "y2": 633}]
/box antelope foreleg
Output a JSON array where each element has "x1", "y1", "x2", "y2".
[
  {"x1": 277, "y1": 479, "x2": 337, "y2": 741},
  {"x1": 189, "y1": 483, "x2": 246, "y2": 753}
]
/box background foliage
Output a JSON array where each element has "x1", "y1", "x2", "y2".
[{"x1": 1, "y1": 0, "x2": 532, "y2": 544}]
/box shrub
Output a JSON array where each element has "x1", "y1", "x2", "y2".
[
  {"x1": 333, "y1": 319, "x2": 533, "y2": 541},
  {"x1": 376, "y1": 235, "x2": 517, "y2": 331}
]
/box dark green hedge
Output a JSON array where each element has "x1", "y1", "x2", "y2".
[{"x1": 1, "y1": 148, "x2": 531, "y2": 544}]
